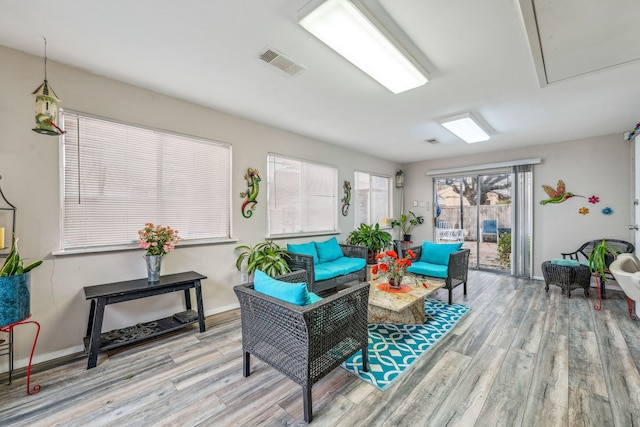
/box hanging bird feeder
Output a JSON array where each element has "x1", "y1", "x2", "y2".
[{"x1": 31, "y1": 38, "x2": 63, "y2": 135}]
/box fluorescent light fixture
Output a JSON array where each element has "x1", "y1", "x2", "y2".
[
  {"x1": 299, "y1": 0, "x2": 428, "y2": 94},
  {"x1": 439, "y1": 113, "x2": 491, "y2": 143}
]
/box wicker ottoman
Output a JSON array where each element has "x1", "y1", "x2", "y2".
[{"x1": 542, "y1": 261, "x2": 591, "y2": 297}]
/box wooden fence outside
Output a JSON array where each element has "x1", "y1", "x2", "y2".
[{"x1": 437, "y1": 205, "x2": 511, "y2": 241}]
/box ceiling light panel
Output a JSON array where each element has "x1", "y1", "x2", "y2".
[
  {"x1": 299, "y1": 0, "x2": 428, "y2": 94},
  {"x1": 439, "y1": 113, "x2": 491, "y2": 143}
]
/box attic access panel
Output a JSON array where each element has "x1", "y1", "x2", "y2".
[{"x1": 521, "y1": 0, "x2": 640, "y2": 85}]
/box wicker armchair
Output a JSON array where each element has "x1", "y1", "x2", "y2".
[
  {"x1": 234, "y1": 270, "x2": 370, "y2": 423},
  {"x1": 409, "y1": 246, "x2": 470, "y2": 304},
  {"x1": 541, "y1": 261, "x2": 591, "y2": 297},
  {"x1": 286, "y1": 244, "x2": 367, "y2": 293}
]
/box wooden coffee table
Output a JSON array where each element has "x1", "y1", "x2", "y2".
[{"x1": 368, "y1": 277, "x2": 444, "y2": 324}]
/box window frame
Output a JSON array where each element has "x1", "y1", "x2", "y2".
[
  {"x1": 266, "y1": 153, "x2": 338, "y2": 238},
  {"x1": 57, "y1": 109, "x2": 233, "y2": 255},
  {"x1": 353, "y1": 170, "x2": 392, "y2": 227}
]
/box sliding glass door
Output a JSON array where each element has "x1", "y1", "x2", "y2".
[{"x1": 433, "y1": 167, "x2": 531, "y2": 277}]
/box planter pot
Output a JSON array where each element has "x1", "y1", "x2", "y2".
[
  {"x1": 0, "y1": 271, "x2": 31, "y2": 327},
  {"x1": 403, "y1": 234, "x2": 412, "y2": 242}
]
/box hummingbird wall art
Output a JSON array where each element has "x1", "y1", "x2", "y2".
[{"x1": 540, "y1": 180, "x2": 584, "y2": 205}]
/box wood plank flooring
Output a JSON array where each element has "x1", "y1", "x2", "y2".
[{"x1": 1, "y1": 271, "x2": 639, "y2": 426}]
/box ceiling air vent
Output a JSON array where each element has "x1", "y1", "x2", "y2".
[
  {"x1": 259, "y1": 48, "x2": 307, "y2": 77},
  {"x1": 425, "y1": 138, "x2": 440, "y2": 144}
]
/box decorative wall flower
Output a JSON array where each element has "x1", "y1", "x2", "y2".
[
  {"x1": 588, "y1": 195, "x2": 599, "y2": 204},
  {"x1": 578, "y1": 207, "x2": 589, "y2": 215},
  {"x1": 602, "y1": 207, "x2": 613, "y2": 215}
]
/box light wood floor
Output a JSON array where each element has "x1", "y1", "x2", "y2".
[{"x1": 1, "y1": 271, "x2": 639, "y2": 426}]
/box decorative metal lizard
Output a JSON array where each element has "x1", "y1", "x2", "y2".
[
  {"x1": 341, "y1": 180, "x2": 351, "y2": 216},
  {"x1": 240, "y1": 168, "x2": 261, "y2": 218}
]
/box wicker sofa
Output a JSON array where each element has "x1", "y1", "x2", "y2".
[
  {"x1": 233, "y1": 270, "x2": 370, "y2": 423},
  {"x1": 286, "y1": 238, "x2": 367, "y2": 293},
  {"x1": 407, "y1": 241, "x2": 470, "y2": 304}
]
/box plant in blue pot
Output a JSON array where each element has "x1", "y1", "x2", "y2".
[{"x1": 0, "y1": 238, "x2": 42, "y2": 327}]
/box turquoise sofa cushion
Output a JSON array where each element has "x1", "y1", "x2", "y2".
[
  {"x1": 315, "y1": 237, "x2": 343, "y2": 264},
  {"x1": 421, "y1": 241, "x2": 463, "y2": 265},
  {"x1": 551, "y1": 258, "x2": 580, "y2": 267},
  {"x1": 253, "y1": 270, "x2": 309, "y2": 306},
  {"x1": 407, "y1": 261, "x2": 448, "y2": 279},
  {"x1": 287, "y1": 242, "x2": 319, "y2": 264},
  {"x1": 313, "y1": 257, "x2": 366, "y2": 281},
  {"x1": 306, "y1": 292, "x2": 323, "y2": 305}
]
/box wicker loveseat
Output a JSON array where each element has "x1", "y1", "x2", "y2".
[
  {"x1": 407, "y1": 241, "x2": 470, "y2": 304},
  {"x1": 286, "y1": 237, "x2": 367, "y2": 293},
  {"x1": 234, "y1": 270, "x2": 370, "y2": 423}
]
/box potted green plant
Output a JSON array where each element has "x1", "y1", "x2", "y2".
[
  {"x1": 0, "y1": 238, "x2": 42, "y2": 327},
  {"x1": 347, "y1": 223, "x2": 392, "y2": 265},
  {"x1": 235, "y1": 241, "x2": 291, "y2": 280},
  {"x1": 588, "y1": 239, "x2": 621, "y2": 280},
  {"x1": 391, "y1": 211, "x2": 424, "y2": 241}
]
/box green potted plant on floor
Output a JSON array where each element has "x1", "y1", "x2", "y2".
[
  {"x1": 347, "y1": 223, "x2": 392, "y2": 265},
  {"x1": 391, "y1": 211, "x2": 424, "y2": 241},
  {"x1": 235, "y1": 241, "x2": 291, "y2": 280}
]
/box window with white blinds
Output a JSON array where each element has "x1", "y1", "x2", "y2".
[
  {"x1": 354, "y1": 171, "x2": 391, "y2": 226},
  {"x1": 61, "y1": 111, "x2": 231, "y2": 251},
  {"x1": 267, "y1": 154, "x2": 337, "y2": 236}
]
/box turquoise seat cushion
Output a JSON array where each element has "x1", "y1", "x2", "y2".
[
  {"x1": 287, "y1": 242, "x2": 319, "y2": 264},
  {"x1": 551, "y1": 258, "x2": 580, "y2": 267},
  {"x1": 315, "y1": 237, "x2": 344, "y2": 264},
  {"x1": 313, "y1": 257, "x2": 366, "y2": 281},
  {"x1": 421, "y1": 241, "x2": 463, "y2": 265},
  {"x1": 306, "y1": 292, "x2": 323, "y2": 305},
  {"x1": 407, "y1": 261, "x2": 448, "y2": 279},
  {"x1": 253, "y1": 270, "x2": 309, "y2": 306}
]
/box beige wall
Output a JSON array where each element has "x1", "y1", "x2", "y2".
[
  {"x1": 0, "y1": 45, "x2": 401, "y2": 368},
  {"x1": 403, "y1": 134, "x2": 634, "y2": 278}
]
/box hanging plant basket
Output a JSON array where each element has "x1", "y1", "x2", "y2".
[{"x1": 0, "y1": 271, "x2": 31, "y2": 327}]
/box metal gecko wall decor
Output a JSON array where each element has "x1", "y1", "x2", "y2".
[
  {"x1": 240, "y1": 167, "x2": 261, "y2": 218},
  {"x1": 341, "y1": 180, "x2": 351, "y2": 216}
]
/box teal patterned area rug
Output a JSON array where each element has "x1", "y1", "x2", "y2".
[{"x1": 341, "y1": 298, "x2": 470, "y2": 390}]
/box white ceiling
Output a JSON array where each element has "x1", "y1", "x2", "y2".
[{"x1": 1, "y1": 0, "x2": 639, "y2": 163}]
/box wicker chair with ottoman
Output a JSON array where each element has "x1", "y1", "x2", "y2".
[
  {"x1": 234, "y1": 269, "x2": 369, "y2": 423},
  {"x1": 541, "y1": 260, "x2": 591, "y2": 297}
]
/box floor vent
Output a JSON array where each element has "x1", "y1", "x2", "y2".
[{"x1": 259, "y1": 48, "x2": 307, "y2": 77}]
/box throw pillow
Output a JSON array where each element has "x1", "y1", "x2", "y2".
[
  {"x1": 287, "y1": 242, "x2": 319, "y2": 264},
  {"x1": 306, "y1": 292, "x2": 323, "y2": 305},
  {"x1": 253, "y1": 270, "x2": 309, "y2": 306},
  {"x1": 421, "y1": 241, "x2": 463, "y2": 265},
  {"x1": 551, "y1": 258, "x2": 580, "y2": 267},
  {"x1": 315, "y1": 236, "x2": 344, "y2": 264}
]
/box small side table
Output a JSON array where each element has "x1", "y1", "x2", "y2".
[
  {"x1": 83, "y1": 271, "x2": 207, "y2": 369},
  {"x1": 0, "y1": 315, "x2": 41, "y2": 395}
]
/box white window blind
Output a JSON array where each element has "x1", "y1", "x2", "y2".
[
  {"x1": 267, "y1": 154, "x2": 337, "y2": 236},
  {"x1": 354, "y1": 171, "x2": 390, "y2": 226},
  {"x1": 61, "y1": 111, "x2": 231, "y2": 251}
]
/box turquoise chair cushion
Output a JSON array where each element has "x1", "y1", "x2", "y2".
[
  {"x1": 253, "y1": 270, "x2": 309, "y2": 306},
  {"x1": 315, "y1": 237, "x2": 344, "y2": 264},
  {"x1": 421, "y1": 241, "x2": 463, "y2": 265},
  {"x1": 551, "y1": 258, "x2": 580, "y2": 267},
  {"x1": 287, "y1": 242, "x2": 319, "y2": 264},
  {"x1": 407, "y1": 261, "x2": 448, "y2": 279},
  {"x1": 306, "y1": 292, "x2": 323, "y2": 305}
]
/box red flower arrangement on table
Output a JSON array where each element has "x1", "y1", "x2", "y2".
[{"x1": 371, "y1": 249, "x2": 416, "y2": 288}]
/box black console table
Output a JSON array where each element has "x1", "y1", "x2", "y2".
[{"x1": 83, "y1": 271, "x2": 207, "y2": 369}]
